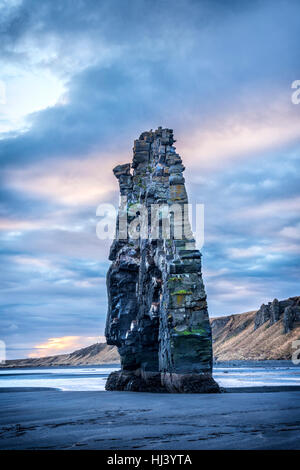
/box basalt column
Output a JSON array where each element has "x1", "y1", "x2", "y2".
[{"x1": 105, "y1": 127, "x2": 219, "y2": 393}]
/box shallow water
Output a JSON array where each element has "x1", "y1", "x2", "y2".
[
  {"x1": 213, "y1": 364, "x2": 300, "y2": 388},
  {"x1": 0, "y1": 365, "x2": 120, "y2": 391},
  {"x1": 0, "y1": 362, "x2": 299, "y2": 391}
]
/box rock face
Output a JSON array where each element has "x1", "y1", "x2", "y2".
[
  {"x1": 105, "y1": 127, "x2": 219, "y2": 393},
  {"x1": 254, "y1": 297, "x2": 300, "y2": 333},
  {"x1": 212, "y1": 299, "x2": 300, "y2": 361}
]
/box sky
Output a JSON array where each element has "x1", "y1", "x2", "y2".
[{"x1": 0, "y1": 0, "x2": 300, "y2": 359}]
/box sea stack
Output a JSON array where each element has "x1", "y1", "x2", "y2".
[{"x1": 105, "y1": 127, "x2": 220, "y2": 393}]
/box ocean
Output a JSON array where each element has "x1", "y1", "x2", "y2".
[{"x1": 0, "y1": 361, "x2": 299, "y2": 391}]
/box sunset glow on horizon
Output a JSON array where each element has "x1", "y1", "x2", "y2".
[{"x1": 28, "y1": 336, "x2": 104, "y2": 358}]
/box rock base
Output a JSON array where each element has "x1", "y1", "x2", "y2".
[
  {"x1": 105, "y1": 370, "x2": 165, "y2": 392},
  {"x1": 161, "y1": 372, "x2": 220, "y2": 393},
  {"x1": 105, "y1": 370, "x2": 220, "y2": 393}
]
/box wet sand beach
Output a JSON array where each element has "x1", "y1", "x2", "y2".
[{"x1": 0, "y1": 387, "x2": 299, "y2": 450}]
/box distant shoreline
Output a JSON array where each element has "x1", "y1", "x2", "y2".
[
  {"x1": 0, "y1": 359, "x2": 295, "y2": 370},
  {"x1": 1, "y1": 384, "x2": 300, "y2": 393}
]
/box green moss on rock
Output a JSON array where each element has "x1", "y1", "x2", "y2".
[{"x1": 171, "y1": 289, "x2": 193, "y2": 295}]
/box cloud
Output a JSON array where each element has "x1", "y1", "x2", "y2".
[
  {"x1": 4, "y1": 151, "x2": 121, "y2": 205},
  {"x1": 28, "y1": 335, "x2": 104, "y2": 357},
  {"x1": 1, "y1": 0, "x2": 300, "y2": 357},
  {"x1": 13, "y1": 255, "x2": 53, "y2": 270},
  {"x1": 0, "y1": 69, "x2": 65, "y2": 133},
  {"x1": 228, "y1": 243, "x2": 300, "y2": 260},
  {"x1": 235, "y1": 196, "x2": 300, "y2": 220},
  {"x1": 279, "y1": 224, "x2": 300, "y2": 240},
  {"x1": 180, "y1": 93, "x2": 300, "y2": 172},
  {"x1": 0, "y1": 219, "x2": 43, "y2": 231},
  {"x1": 1, "y1": 0, "x2": 300, "y2": 168},
  {"x1": 228, "y1": 246, "x2": 270, "y2": 259}
]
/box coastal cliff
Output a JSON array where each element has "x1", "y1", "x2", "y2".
[{"x1": 212, "y1": 296, "x2": 300, "y2": 361}]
